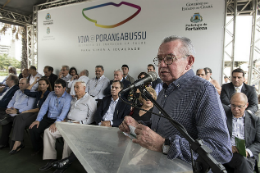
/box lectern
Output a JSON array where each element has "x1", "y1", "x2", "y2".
[{"x1": 56, "y1": 122, "x2": 192, "y2": 173}]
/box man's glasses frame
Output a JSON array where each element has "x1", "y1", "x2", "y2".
[{"x1": 153, "y1": 54, "x2": 189, "y2": 66}]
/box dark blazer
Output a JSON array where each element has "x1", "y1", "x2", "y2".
[
  {"x1": 42, "y1": 73, "x2": 58, "y2": 91},
  {"x1": 221, "y1": 82, "x2": 258, "y2": 114},
  {"x1": 94, "y1": 95, "x2": 131, "y2": 127},
  {"x1": 151, "y1": 78, "x2": 162, "y2": 89},
  {"x1": 125, "y1": 74, "x2": 135, "y2": 84},
  {"x1": 104, "y1": 79, "x2": 131, "y2": 98},
  {"x1": 0, "y1": 85, "x2": 19, "y2": 109},
  {"x1": 226, "y1": 110, "x2": 260, "y2": 162}
]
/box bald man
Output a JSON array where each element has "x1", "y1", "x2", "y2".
[{"x1": 224, "y1": 93, "x2": 260, "y2": 173}]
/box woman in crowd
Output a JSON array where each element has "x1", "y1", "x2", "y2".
[
  {"x1": 9, "y1": 78, "x2": 52, "y2": 154},
  {"x1": 69, "y1": 67, "x2": 78, "y2": 78},
  {"x1": 130, "y1": 87, "x2": 157, "y2": 121}
]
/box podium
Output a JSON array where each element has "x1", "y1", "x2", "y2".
[{"x1": 56, "y1": 122, "x2": 193, "y2": 173}]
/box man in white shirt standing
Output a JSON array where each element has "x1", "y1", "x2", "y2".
[
  {"x1": 221, "y1": 68, "x2": 258, "y2": 114},
  {"x1": 28, "y1": 66, "x2": 42, "y2": 91},
  {"x1": 86, "y1": 65, "x2": 109, "y2": 99},
  {"x1": 39, "y1": 81, "x2": 97, "y2": 172}
]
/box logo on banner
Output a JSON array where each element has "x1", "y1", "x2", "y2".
[
  {"x1": 190, "y1": 13, "x2": 203, "y2": 23},
  {"x1": 46, "y1": 13, "x2": 51, "y2": 20},
  {"x1": 47, "y1": 27, "x2": 50, "y2": 34},
  {"x1": 82, "y1": 1, "x2": 141, "y2": 28}
]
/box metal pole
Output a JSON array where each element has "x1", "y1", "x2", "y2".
[
  {"x1": 248, "y1": 0, "x2": 258, "y2": 85},
  {"x1": 222, "y1": 0, "x2": 228, "y2": 84},
  {"x1": 231, "y1": 0, "x2": 237, "y2": 77}
]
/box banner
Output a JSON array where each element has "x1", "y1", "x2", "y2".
[{"x1": 38, "y1": 0, "x2": 225, "y2": 82}]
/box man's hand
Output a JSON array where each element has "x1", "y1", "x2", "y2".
[
  {"x1": 33, "y1": 77, "x2": 40, "y2": 84},
  {"x1": 49, "y1": 123, "x2": 57, "y2": 133},
  {"x1": 246, "y1": 151, "x2": 249, "y2": 158},
  {"x1": 232, "y1": 146, "x2": 239, "y2": 153},
  {"x1": 119, "y1": 116, "x2": 139, "y2": 133},
  {"x1": 71, "y1": 75, "x2": 78, "y2": 81},
  {"x1": 133, "y1": 124, "x2": 165, "y2": 152},
  {"x1": 29, "y1": 121, "x2": 40, "y2": 129},
  {"x1": 101, "y1": 121, "x2": 111, "y2": 127},
  {"x1": 6, "y1": 107, "x2": 17, "y2": 114},
  {"x1": 59, "y1": 71, "x2": 63, "y2": 78}
]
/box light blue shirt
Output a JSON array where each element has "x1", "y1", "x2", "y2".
[
  {"x1": 232, "y1": 114, "x2": 253, "y2": 157},
  {"x1": 36, "y1": 91, "x2": 72, "y2": 122},
  {"x1": 7, "y1": 89, "x2": 36, "y2": 113},
  {"x1": 154, "y1": 83, "x2": 163, "y2": 96}
]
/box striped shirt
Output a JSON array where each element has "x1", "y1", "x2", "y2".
[{"x1": 150, "y1": 69, "x2": 232, "y2": 164}]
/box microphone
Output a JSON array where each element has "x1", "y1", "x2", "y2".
[{"x1": 120, "y1": 71, "x2": 157, "y2": 93}]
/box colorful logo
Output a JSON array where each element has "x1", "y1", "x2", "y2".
[
  {"x1": 82, "y1": 1, "x2": 141, "y2": 28},
  {"x1": 46, "y1": 13, "x2": 51, "y2": 20},
  {"x1": 47, "y1": 27, "x2": 50, "y2": 34},
  {"x1": 190, "y1": 13, "x2": 203, "y2": 23}
]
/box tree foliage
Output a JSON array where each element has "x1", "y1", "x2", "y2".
[{"x1": 0, "y1": 54, "x2": 21, "y2": 70}]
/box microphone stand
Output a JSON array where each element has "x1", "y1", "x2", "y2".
[{"x1": 121, "y1": 85, "x2": 227, "y2": 173}]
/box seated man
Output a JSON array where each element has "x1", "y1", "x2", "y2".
[
  {"x1": 28, "y1": 65, "x2": 42, "y2": 91},
  {"x1": 95, "y1": 80, "x2": 131, "y2": 127},
  {"x1": 68, "y1": 69, "x2": 89, "y2": 96},
  {"x1": 59, "y1": 65, "x2": 72, "y2": 82},
  {"x1": 50, "y1": 80, "x2": 131, "y2": 171},
  {"x1": 0, "y1": 78, "x2": 35, "y2": 149},
  {"x1": 223, "y1": 93, "x2": 260, "y2": 173},
  {"x1": 104, "y1": 69, "x2": 131, "y2": 98},
  {"x1": 122, "y1": 64, "x2": 135, "y2": 84},
  {"x1": 0, "y1": 66, "x2": 17, "y2": 86},
  {"x1": 0, "y1": 74, "x2": 19, "y2": 106},
  {"x1": 39, "y1": 81, "x2": 97, "y2": 172},
  {"x1": 86, "y1": 65, "x2": 110, "y2": 99},
  {"x1": 29, "y1": 79, "x2": 72, "y2": 155},
  {"x1": 221, "y1": 68, "x2": 258, "y2": 114},
  {"x1": 196, "y1": 68, "x2": 206, "y2": 79},
  {"x1": 42, "y1": 66, "x2": 58, "y2": 91},
  {"x1": 147, "y1": 64, "x2": 162, "y2": 95}
]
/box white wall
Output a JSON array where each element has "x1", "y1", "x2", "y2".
[{"x1": 38, "y1": 0, "x2": 225, "y2": 82}]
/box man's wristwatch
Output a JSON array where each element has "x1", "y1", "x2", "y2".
[
  {"x1": 162, "y1": 138, "x2": 171, "y2": 155},
  {"x1": 16, "y1": 109, "x2": 20, "y2": 114}
]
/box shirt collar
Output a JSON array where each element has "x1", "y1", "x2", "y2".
[
  {"x1": 232, "y1": 113, "x2": 245, "y2": 120},
  {"x1": 96, "y1": 75, "x2": 105, "y2": 80},
  {"x1": 166, "y1": 69, "x2": 194, "y2": 89},
  {"x1": 111, "y1": 97, "x2": 119, "y2": 102},
  {"x1": 234, "y1": 83, "x2": 243, "y2": 90},
  {"x1": 75, "y1": 92, "x2": 89, "y2": 100}
]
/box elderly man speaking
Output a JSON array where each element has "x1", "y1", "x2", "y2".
[{"x1": 119, "y1": 36, "x2": 232, "y2": 165}]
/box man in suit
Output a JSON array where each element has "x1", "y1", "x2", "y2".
[
  {"x1": 147, "y1": 64, "x2": 162, "y2": 95},
  {"x1": 94, "y1": 80, "x2": 131, "y2": 127},
  {"x1": 224, "y1": 93, "x2": 260, "y2": 173},
  {"x1": 0, "y1": 74, "x2": 19, "y2": 110},
  {"x1": 221, "y1": 68, "x2": 258, "y2": 114},
  {"x1": 104, "y1": 69, "x2": 131, "y2": 98},
  {"x1": 121, "y1": 64, "x2": 135, "y2": 84},
  {"x1": 42, "y1": 66, "x2": 58, "y2": 91}
]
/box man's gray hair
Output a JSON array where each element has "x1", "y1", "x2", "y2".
[
  {"x1": 62, "y1": 65, "x2": 69, "y2": 71},
  {"x1": 81, "y1": 69, "x2": 89, "y2": 77},
  {"x1": 96, "y1": 65, "x2": 104, "y2": 71},
  {"x1": 161, "y1": 35, "x2": 196, "y2": 56},
  {"x1": 8, "y1": 66, "x2": 17, "y2": 75},
  {"x1": 75, "y1": 81, "x2": 86, "y2": 87},
  {"x1": 114, "y1": 69, "x2": 123, "y2": 74}
]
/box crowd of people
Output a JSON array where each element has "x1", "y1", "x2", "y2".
[{"x1": 0, "y1": 35, "x2": 259, "y2": 173}]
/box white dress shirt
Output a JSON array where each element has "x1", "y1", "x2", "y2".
[
  {"x1": 30, "y1": 72, "x2": 42, "y2": 91},
  {"x1": 86, "y1": 75, "x2": 110, "y2": 99},
  {"x1": 67, "y1": 93, "x2": 97, "y2": 124},
  {"x1": 231, "y1": 113, "x2": 253, "y2": 157},
  {"x1": 234, "y1": 83, "x2": 243, "y2": 93},
  {"x1": 68, "y1": 76, "x2": 89, "y2": 96},
  {"x1": 98, "y1": 97, "x2": 119, "y2": 126},
  {"x1": 0, "y1": 86, "x2": 12, "y2": 100},
  {"x1": 61, "y1": 73, "x2": 72, "y2": 82}
]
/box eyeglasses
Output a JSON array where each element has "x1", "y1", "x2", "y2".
[
  {"x1": 231, "y1": 104, "x2": 246, "y2": 109},
  {"x1": 153, "y1": 54, "x2": 189, "y2": 66}
]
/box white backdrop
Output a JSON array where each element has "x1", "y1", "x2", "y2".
[{"x1": 38, "y1": 0, "x2": 225, "y2": 82}]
